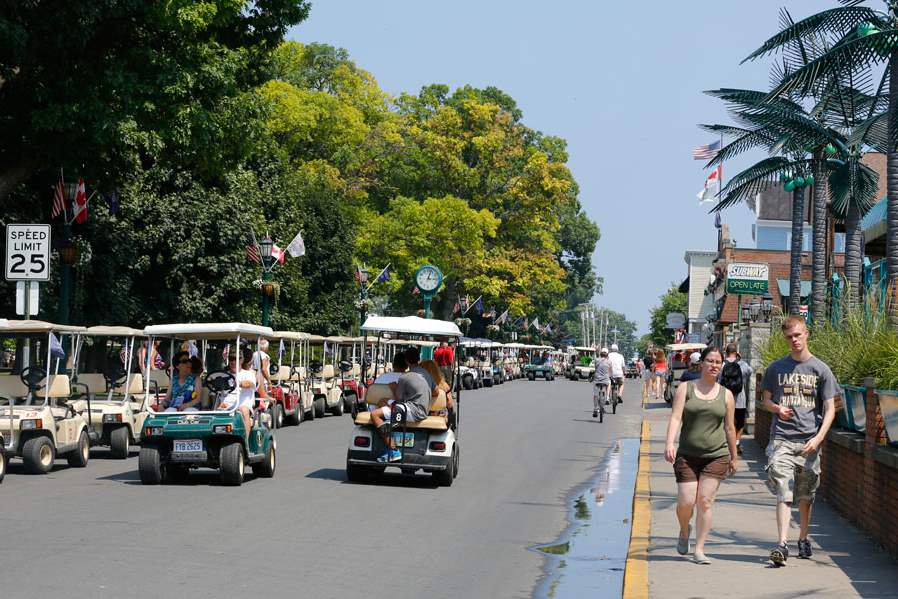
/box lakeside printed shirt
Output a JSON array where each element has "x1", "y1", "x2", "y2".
[{"x1": 761, "y1": 355, "x2": 838, "y2": 441}]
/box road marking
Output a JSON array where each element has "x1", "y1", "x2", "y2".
[{"x1": 623, "y1": 418, "x2": 651, "y2": 599}]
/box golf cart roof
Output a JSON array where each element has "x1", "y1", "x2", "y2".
[
  {"x1": 0, "y1": 319, "x2": 86, "y2": 333},
  {"x1": 572, "y1": 346, "x2": 596, "y2": 353},
  {"x1": 361, "y1": 315, "x2": 462, "y2": 338},
  {"x1": 664, "y1": 343, "x2": 707, "y2": 351},
  {"x1": 325, "y1": 335, "x2": 354, "y2": 343},
  {"x1": 143, "y1": 322, "x2": 273, "y2": 339},
  {"x1": 306, "y1": 334, "x2": 327, "y2": 343},
  {"x1": 273, "y1": 331, "x2": 310, "y2": 341},
  {"x1": 503, "y1": 342, "x2": 526, "y2": 349},
  {"x1": 387, "y1": 338, "x2": 439, "y2": 347},
  {"x1": 85, "y1": 325, "x2": 145, "y2": 337}
]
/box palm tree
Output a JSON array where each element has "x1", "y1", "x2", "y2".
[
  {"x1": 703, "y1": 88, "x2": 844, "y2": 315},
  {"x1": 744, "y1": 1, "x2": 898, "y2": 301}
]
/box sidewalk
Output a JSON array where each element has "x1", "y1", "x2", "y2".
[{"x1": 628, "y1": 396, "x2": 898, "y2": 599}]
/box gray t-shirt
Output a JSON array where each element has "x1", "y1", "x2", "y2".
[
  {"x1": 761, "y1": 355, "x2": 838, "y2": 441},
  {"x1": 408, "y1": 365, "x2": 436, "y2": 391},
  {"x1": 593, "y1": 358, "x2": 611, "y2": 385},
  {"x1": 395, "y1": 371, "x2": 432, "y2": 419},
  {"x1": 724, "y1": 358, "x2": 753, "y2": 409}
]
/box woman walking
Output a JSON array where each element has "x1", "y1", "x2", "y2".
[
  {"x1": 653, "y1": 348, "x2": 668, "y2": 400},
  {"x1": 664, "y1": 346, "x2": 737, "y2": 564}
]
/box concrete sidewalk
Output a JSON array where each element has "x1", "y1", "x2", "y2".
[{"x1": 633, "y1": 397, "x2": 898, "y2": 599}]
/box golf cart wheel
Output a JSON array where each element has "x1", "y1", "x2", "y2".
[
  {"x1": 483, "y1": 378, "x2": 493, "y2": 388},
  {"x1": 343, "y1": 393, "x2": 356, "y2": 414},
  {"x1": 313, "y1": 396, "x2": 326, "y2": 418},
  {"x1": 462, "y1": 376, "x2": 473, "y2": 390},
  {"x1": 220, "y1": 442, "x2": 245, "y2": 486},
  {"x1": 304, "y1": 402, "x2": 315, "y2": 422},
  {"x1": 546, "y1": 374, "x2": 554, "y2": 381},
  {"x1": 166, "y1": 464, "x2": 190, "y2": 483},
  {"x1": 432, "y1": 448, "x2": 457, "y2": 487},
  {"x1": 269, "y1": 402, "x2": 281, "y2": 430},
  {"x1": 527, "y1": 372, "x2": 535, "y2": 380},
  {"x1": 66, "y1": 430, "x2": 90, "y2": 467},
  {"x1": 330, "y1": 397, "x2": 344, "y2": 417},
  {"x1": 138, "y1": 446, "x2": 163, "y2": 485},
  {"x1": 252, "y1": 441, "x2": 276, "y2": 478},
  {"x1": 109, "y1": 426, "x2": 130, "y2": 459},
  {"x1": 287, "y1": 404, "x2": 302, "y2": 426},
  {"x1": 0, "y1": 450, "x2": 6, "y2": 483},
  {"x1": 22, "y1": 436, "x2": 55, "y2": 474},
  {"x1": 345, "y1": 451, "x2": 367, "y2": 483}
]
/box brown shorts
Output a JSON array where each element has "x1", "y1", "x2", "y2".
[{"x1": 674, "y1": 454, "x2": 730, "y2": 482}]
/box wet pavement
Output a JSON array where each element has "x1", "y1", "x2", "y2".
[{"x1": 533, "y1": 438, "x2": 640, "y2": 599}]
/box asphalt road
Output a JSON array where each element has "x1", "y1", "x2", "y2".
[{"x1": 0, "y1": 377, "x2": 643, "y2": 599}]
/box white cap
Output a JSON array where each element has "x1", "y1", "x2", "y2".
[
  {"x1": 610, "y1": 343, "x2": 619, "y2": 352},
  {"x1": 600, "y1": 347, "x2": 609, "y2": 354},
  {"x1": 689, "y1": 351, "x2": 702, "y2": 365}
]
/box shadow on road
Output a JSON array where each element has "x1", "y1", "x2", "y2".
[{"x1": 305, "y1": 467, "x2": 440, "y2": 489}]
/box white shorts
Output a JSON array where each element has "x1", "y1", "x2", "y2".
[
  {"x1": 218, "y1": 397, "x2": 255, "y2": 412},
  {"x1": 369, "y1": 400, "x2": 395, "y2": 421}
]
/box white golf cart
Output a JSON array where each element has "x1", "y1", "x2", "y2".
[
  {"x1": 307, "y1": 335, "x2": 347, "y2": 418},
  {"x1": 72, "y1": 326, "x2": 149, "y2": 458},
  {"x1": 269, "y1": 331, "x2": 315, "y2": 427},
  {"x1": 663, "y1": 342, "x2": 707, "y2": 403},
  {"x1": 0, "y1": 320, "x2": 93, "y2": 474},
  {"x1": 567, "y1": 346, "x2": 597, "y2": 380},
  {"x1": 346, "y1": 315, "x2": 461, "y2": 486}
]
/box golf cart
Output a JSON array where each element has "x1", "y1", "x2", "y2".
[
  {"x1": 567, "y1": 346, "x2": 597, "y2": 380},
  {"x1": 0, "y1": 320, "x2": 92, "y2": 474},
  {"x1": 524, "y1": 346, "x2": 555, "y2": 381},
  {"x1": 72, "y1": 326, "x2": 149, "y2": 458},
  {"x1": 346, "y1": 315, "x2": 461, "y2": 485},
  {"x1": 138, "y1": 323, "x2": 276, "y2": 486},
  {"x1": 458, "y1": 338, "x2": 485, "y2": 389},
  {"x1": 306, "y1": 335, "x2": 349, "y2": 418},
  {"x1": 330, "y1": 335, "x2": 370, "y2": 413},
  {"x1": 663, "y1": 342, "x2": 707, "y2": 403},
  {"x1": 268, "y1": 331, "x2": 315, "y2": 428}
]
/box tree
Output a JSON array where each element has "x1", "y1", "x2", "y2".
[{"x1": 648, "y1": 285, "x2": 688, "y2": 346}]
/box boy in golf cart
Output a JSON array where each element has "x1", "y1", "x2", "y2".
[{"x1": 368, "y1": 364, "x2": 433, "y2": 463}]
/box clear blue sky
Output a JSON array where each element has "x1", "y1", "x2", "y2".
[{"x1": 290, "y1": 1, "x2": 833, "y2": 332}]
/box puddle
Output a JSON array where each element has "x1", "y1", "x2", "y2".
[{"x1": 531, "y1": 438, "x2": 640, "y2": 599}]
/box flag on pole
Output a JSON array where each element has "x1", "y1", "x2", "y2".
[
  {"x1": 374, "y1": 264, "x2": 391, "y2": 284},
  {"x1": 495, "y1": 309, "x2": 509, "y2": 325},
  {"x1": 471, "y1": 297, "x2": 484, "y2": 315},
  {"x1": 103, "y1": 189, "x2": 119, "y2": 215},
  {"x1": 51, "y1": 171, "x2": 65, "y2": 219},
  {"x1": 697, "y1": 165, "x2": 722, "y2": 204},
  {"x1": 286, "y1": 229, "x2": 306, "y2": 257},
  {"x1": 411, "y1": 286, "x2": 420, "y2": 296},
  {"x1": 72, "y1": 177, "x2": 88, "y2": 224},
  {"x1": 354, "y1": 264, "x2": 364, "y2": 284},
  {"x1": 544, "y1": 324, "x2": 553, "y2": 334},
  {"x1": 247, "y1": 244, "x2": 261, "y2": 264},
  {"x1": 272, "y1": 244, "x2": 286, "y2": 264},
  {"x1": 187, "y1": 340, "x2": 199, "y2": 358},
  {"x1": 532, "y1": 317, "x2": 540, "y2": 330},
  {"x1": 692, "y1": 140, "x2": 721, "y2": 160},
  {"x1": 453, "y1": 301, "x2": 461, "y2": 315},
  {"x1": 714, "y1": 211, "x2": 722, "y2": 229},
  {"x1": 278, "y1": 338, "x2": 285, "y2": 359},
  {"x1": 49, "y1": 333, "x2": 66, "y2": 360}
]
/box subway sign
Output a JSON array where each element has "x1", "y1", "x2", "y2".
[{"x1": 725, "y1": 262, "x2": 769, "y2": 296}]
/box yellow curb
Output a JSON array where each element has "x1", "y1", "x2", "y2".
[{"x1": 623, "y1": 418, "x2": 651, "y2": 599}]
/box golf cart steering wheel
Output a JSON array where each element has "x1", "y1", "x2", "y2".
[
  {"x1": 20, "y1": 366, "x2": 47, "y2": 393},
  {"x1": 204, "y1": 369, "x2": 237, "y2": 394},
  {"x1": 269, "y1": 361, "x2": 279, "y2": 376},
  {"x1": 309, "y1": 359, "x2": 323, "y2": 374},
  {"x1": 338, "y1": 360, "x2": 352, "y2": 374},
  {"x1": 103, "y1": 361, "x2": 128, "y2": 389}
]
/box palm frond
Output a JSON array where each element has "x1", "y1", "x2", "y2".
[
  {"x1": 846, "y1": 110, "x2": 889, "y2": 151},
  {"x1": 743, "y1": 5, "x2": 884, "y2": 63},
  {"x1": 705, "y1": 88, "x2": 805, "y2": 114},
  {"x1": 713, "y1": 157, "x2": 813, "y2": 211},
  {"x1": 699, "y1": 125, "x2": 777, "y2": 168},
  {"x1": 828, "y1": 157, "x2": 879, "y2": 218},
  {"x1": 768, "y1": 30, "x2": 898, "y2": 100}
]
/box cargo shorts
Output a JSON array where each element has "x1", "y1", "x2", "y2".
[{"x1": 765, "y1": 439, "x2": 821, "y2": 504}]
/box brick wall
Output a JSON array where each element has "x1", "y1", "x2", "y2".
[{"x1": 755, "y1": 377, "x2": 898, "y2": 559}]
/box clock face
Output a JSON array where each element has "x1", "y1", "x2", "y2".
[{"x1": 416, "y1": 266, "x2": 441, "y2": 292}]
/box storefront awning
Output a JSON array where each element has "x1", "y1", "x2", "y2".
[{"x1": 776, "y1": 279, "x2": 811, "y2": 298}]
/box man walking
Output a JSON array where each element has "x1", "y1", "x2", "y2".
[
  {"x1": 761, "y1": 316, "x2": 837, "y2": 566},
  {"x1": 721, "y1": 343, "x2": 753, "y2": 456}
]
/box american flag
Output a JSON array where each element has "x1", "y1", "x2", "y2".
[
  {"x1": 411, "y1": 286, "x2": 420, "y2": 296},
  {"x1": 692, "y1": 140, "x2": 721, "y2": 160},
  {"x1": 247, "y1": 244, "x2": 260, "y2": 264},
  {"x1": 51, "y1": 171, "x2": 65, "y2": 219},
  {"x1": 453, "y1": 301, "x2": 460, "y2": 315}
]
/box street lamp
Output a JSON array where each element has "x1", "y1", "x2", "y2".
[
  {"x1": 356, "y1": 266, "x2": 370, "y2": 335},
  {"x1": 259, "y1": 235, "x2": 276, "y2": 327},
  {"x1": 749, "y1": 299, "x2": 761, "y2": 321},
  {"x1": 761, "y1": 293, "x2": 773, "y2": 322}
]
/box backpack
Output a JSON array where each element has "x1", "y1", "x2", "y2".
[{"x1": 720, "y1": 360, "x2": 744, "y2": 396}]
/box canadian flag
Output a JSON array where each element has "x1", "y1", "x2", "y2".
[
  {"x1": 697, "y1": 165, "x2": 722, "y2": 204},
  {"x1": 272, "y1": 244, "x2": 286, "y2": 264},
  {"x1": 73, "y1": 177, "x2": 88, "y2": 223}
]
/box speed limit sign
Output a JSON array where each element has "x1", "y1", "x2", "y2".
[{"x1": 5, "y1": 224, "x2": 51, "y2": 281}]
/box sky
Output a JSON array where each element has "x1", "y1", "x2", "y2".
[{"x1": 290, "y1": 0, "x2": 834, "y2": 333}]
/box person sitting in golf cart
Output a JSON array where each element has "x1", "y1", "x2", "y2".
[
  {"x1": 215, "y1": 348, "x2": 260, "y2": 432},
  {"x1": 419, "y1": 359, "x2": 456, "y2": 414},
  {"x1": 372, "y1": 352, "x2": 407, "y2": 385},
  {"x1": 369, "y1": 367, "x2": 433, "y2": 463},
  {"x1": 161, "y1": 351, "x2": 202, "y2": 412}
]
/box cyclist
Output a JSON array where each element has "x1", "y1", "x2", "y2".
[
  {"x1": 592, "y1": 348, "x2": 612, "y2": 418},
  {"x1": 608, "y1": 343, "x2": 626, "y2": 404}
]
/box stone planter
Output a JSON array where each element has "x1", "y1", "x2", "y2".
[
  {"x1": 841, "y1": 385, "x2": 866, "y2": 433},
  {"x1": 874, "y1": 389, "x2": 898, "y2": 447}
]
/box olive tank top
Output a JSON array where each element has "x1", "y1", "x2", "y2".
[{"x1": 677, "y1": 381, "x2": 728, "y2": 459}]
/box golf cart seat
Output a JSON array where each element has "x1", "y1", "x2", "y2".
[
  {"x1": 353, "y1": 383, "x2": 448, "y2": 430},
  {"x1": 290, "y1": 366, "x2": 305, "y2": 382},
  {"x1": 321, "y1": 364, "x2": 336, "y2": 380},
  {"x1": 351, "y1": 364, "x2": 361, "y2": 378},
  {"x1": 114, "y1": 373, "x2": 144, "y2": 396},
  {"x1": 73, "y1": 373, "x2": 107, "y2": 395},
  {"x1": 147, "y1": 369, "x2": 170, "y2": 394},
  {"x1": 272, "y1": 365, "x2": 291, "y2": 382},
  {"x1": 0, "y1": 374, "x2": 28, "y2": 399}
]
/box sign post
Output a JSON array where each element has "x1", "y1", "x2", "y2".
[{"x1": 6, "y1": 224, "x2": 52, "y2": 366}]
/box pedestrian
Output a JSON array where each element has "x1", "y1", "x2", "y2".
[
  {"x1": 720, "y1": 343, "x2": 753, "y2": 456},
  {"x1": 664, "y1": 345, "x2": 737, "y2": 564},
  {"x1": 653, "y1": 348, "x2": 668, "y2": 400},
  {"x1": 679, "y1": 352, "x2": 702, "y2": 383},
  {"x1": 433, "y1": 341, "x2": 455, "y2": 389},
  {"x1": 761, "y1": 315, "x2": 838, "y2": 566},
  {"x1": 642, "y1": 353, "x2": 654, "y2": 400},
  {"x1": 253, "y1": 339, "x2": 272, "y2": 393}
]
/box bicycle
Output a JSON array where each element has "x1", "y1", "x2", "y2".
[
  {"x1": 592, "y1": 383, "x2": 609, "y2": 423},
  {"x1": 610, "y1": 379, "x2": 621, "y2": 414}
]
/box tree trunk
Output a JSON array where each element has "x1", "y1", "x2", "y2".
[
  {"x1": 811, "y1": 158, "x2": 827, "y2": 324},
  {"x1": 789, "y1": 187, "x2": 806, "y2": 315},
  {"x1": 844, "y1": 197, "x2": 863, "y2": 307},
  {"x1": 887, "y1": 50, "x2": 898, "y2": 319}
]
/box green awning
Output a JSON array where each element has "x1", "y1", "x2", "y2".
[{"x1": 776, "y1": 279, "x2": 811, "y2": 298}]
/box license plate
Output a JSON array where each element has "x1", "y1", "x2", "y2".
[
  {"x1": 391, "y1": 432, "x2": 415, "y2": 448},
  {"x1": 173, "y1": 439, "x2": 203, "y2": 453}
]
